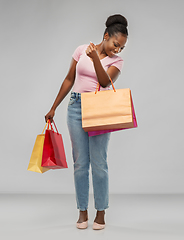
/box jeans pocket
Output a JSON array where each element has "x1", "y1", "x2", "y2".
[{"x1": 68, "y1": 96, "x2": 76, "y2": 105}]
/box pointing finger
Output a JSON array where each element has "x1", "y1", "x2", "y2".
[{"x1": 90, "y1": 42, "x2": 96, "y2": 48}]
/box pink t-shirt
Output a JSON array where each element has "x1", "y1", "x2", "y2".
[{"x1": 72, "y1": 44, "x2": 123, "y2": 93}]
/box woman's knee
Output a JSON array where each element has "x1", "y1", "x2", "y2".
[{"x1": 74, "y1": 158, "x2": 90, "y2": 172}]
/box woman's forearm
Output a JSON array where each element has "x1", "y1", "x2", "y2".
[
  {"x1": 92, "y1": 55, "x2": 110, "y2": 88},
  {"x1": 51, "y1": 78, "x2": 74, "y2": 111}
]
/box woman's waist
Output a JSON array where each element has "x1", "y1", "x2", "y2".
[
  {"x1": 72, "y1": 77, "x2": 110, "y2": 94},
  {"x1": 70, "y1": 92, "x2": 81, "y2": 99}
]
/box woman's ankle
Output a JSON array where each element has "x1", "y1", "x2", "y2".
[
  {"x1": 77, "y1": 210, "x2": 88, "y2": 223},
  {"x1": 96, "y1": 210, "x2": 105, "y2": 215},
  {"x1": 94, "y1": 210, "x2": 105, "y2": 224}
]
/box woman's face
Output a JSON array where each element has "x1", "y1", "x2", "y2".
[{"x1": 104, "y1": 32, "x2": 127, "y2": 57}]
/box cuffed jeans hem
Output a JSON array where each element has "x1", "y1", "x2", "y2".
[
  {"x1": 77, "y1": 207, "x2": 88, "y2": 211},
  {"x1": 95, "y1": 206, "x2": 109, "y2": 211}
]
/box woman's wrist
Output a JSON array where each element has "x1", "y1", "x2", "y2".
[
  {"x1": 51, "y1": 106, "x2": 56, "y2": 111},
  {"x1": 92, "y1": 53, "x2": 100, "y2": 64}
]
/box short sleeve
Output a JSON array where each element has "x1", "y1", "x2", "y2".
[
  {"x1": 72, "y1": 45, "x2": 86, "y2": 62},
  {"x1": 111, "y1": 59, "x2": 123, "y2": 72}
]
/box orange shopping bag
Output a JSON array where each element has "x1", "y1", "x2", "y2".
[{"x1": 81, "y1": 78, "x2": 136, "y2": 132}]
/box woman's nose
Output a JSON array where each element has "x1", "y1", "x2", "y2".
[{"x1": 114, "y1": 47, "x2": 121, "y2": 53}]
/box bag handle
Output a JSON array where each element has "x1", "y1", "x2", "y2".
[
  {"x1": 47, "y1": 119, "x2": 54, "y2": 131},
  {"x1": 41, "y1": 120, "x2": 53, "y2": 134},
  {"x1": 41, "y1": 119, "x2": 59, "y2": 134},
  {"x1": 48, "y1": 119, "x2": 59, "y2": 134},
  {"x1": 41, "y1": 120, "x2": 50, "y2": 134},
  {"x1": 42, "y1": 122, "x2": 48, "y2": 134},
  {"x1": 52, "y1": 120, "x2": 59, "y2": 134},
  {"x1": 95, "y1": 77, "x2": 116, "y2": 94}
]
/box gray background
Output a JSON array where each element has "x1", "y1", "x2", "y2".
[{"x1": 0, "y1": 0, "x2": 183, "y2": 194}]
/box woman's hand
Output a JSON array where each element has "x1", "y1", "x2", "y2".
[
  {"x1": 45, "y1": 109, "x2": 55, "y2": 123},
  {"x1": 86, "y1": 42, "x2": 98, "y2": 60}
]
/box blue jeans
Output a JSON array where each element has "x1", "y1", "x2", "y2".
[{"x1": 67, "y1": 92, "x2": 111, "y2": 211}]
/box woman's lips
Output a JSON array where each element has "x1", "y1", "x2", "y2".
[{"x1": 110, "y1": 51, "x2": 116, "y2": 56}]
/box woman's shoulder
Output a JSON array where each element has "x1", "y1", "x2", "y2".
[
  {"x1": 103, "y1": 55, "x2": 123, "y2": 72},
  {"x1": 72, "y1": 44, "x2": 88, "y2": 61},
  {"x1": 110, "y1": 54, "x2": 123, "y2": 62},
  {"x1": 104, "y1": 54, "x2": 123, "y2": 64},
  {"x1": 74, "y1": 44, "x2": 88, "y2": 52}
]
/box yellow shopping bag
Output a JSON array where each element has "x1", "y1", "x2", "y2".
[{"x1": 27, "y1": 122, "x2": 50, "y2": 173}]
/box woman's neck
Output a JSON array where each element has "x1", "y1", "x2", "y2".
[{"x1": 96, "y1": 42, "x2": 107, "y2": 57}]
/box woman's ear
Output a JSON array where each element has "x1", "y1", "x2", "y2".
[{"x1": 104, "y1": 32, "x2": 110, "y2": 41}]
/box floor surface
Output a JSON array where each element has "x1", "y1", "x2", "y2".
[{"x1": 0, "y1": 194, "x2": 184, "y2": 240}]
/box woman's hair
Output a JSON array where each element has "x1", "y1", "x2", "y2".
[{"x1": 104, "y1": 14, "x2": 128, "y2": 37}]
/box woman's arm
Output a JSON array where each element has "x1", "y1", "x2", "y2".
[
  {"x1": 86, "y1": 42, "x2": 120, "y2": 88},
  {"x1": 45, "y1": 58, "x2": 77, "y2": 122}
]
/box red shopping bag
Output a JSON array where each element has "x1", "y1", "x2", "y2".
[{"x1": 41, "y1": 120, "x2": 68, "y2": 169}]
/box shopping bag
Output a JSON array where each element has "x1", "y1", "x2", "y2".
[
  {"x1": 88, "y1": 92, "x2": 137, "y2": 136},
  {"x1": 81, "y1": 79, "x2": 136, "y2": 132},
  {"x1": 41, "y1": 120, "x2": 68, "y2": 169},
  {"x1": 27, "y1": 122, "x2": 50, "y2": 173}
]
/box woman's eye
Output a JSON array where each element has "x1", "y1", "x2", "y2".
[{"x1": 114, "y1": 43, "x2": 118, "y2": 47}]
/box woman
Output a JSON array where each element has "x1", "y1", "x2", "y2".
[{"x1": 45, "y1": 14, "x2": 128, "y2": 230}]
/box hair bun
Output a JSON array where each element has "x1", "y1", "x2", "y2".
[{"x1": 106, "y1": 14, "x2": 128, "y2": 28}]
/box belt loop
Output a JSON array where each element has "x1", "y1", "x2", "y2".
[{"x1": 71, "y1": 92, "x2": 75, "y2": 98}]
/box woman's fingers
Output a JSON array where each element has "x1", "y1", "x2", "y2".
[
  {"x1": 45, "y1": 116, "x2": 53, "y2": 123},
  {"x1": 45, "y1": 115, "x2": 50, "y2": 123},
  {"x1": 86, "y1": 42, "x2": 96, "y2": 55},
  {"x1": 90, "y1": 42, "x2": 96, "y2": 48},
  {"x1": 86, "y1": 42, "x2": 98, "y2": 60},
  {"x1": 90, "y1": 43, "x2": 96, "y2": 51},
  {"x1": 45, "y1": 109, "x2": 55, "y2": 123},
  {"x1": 87, "y1": 45, "x2": 92, "y2": 53}
]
